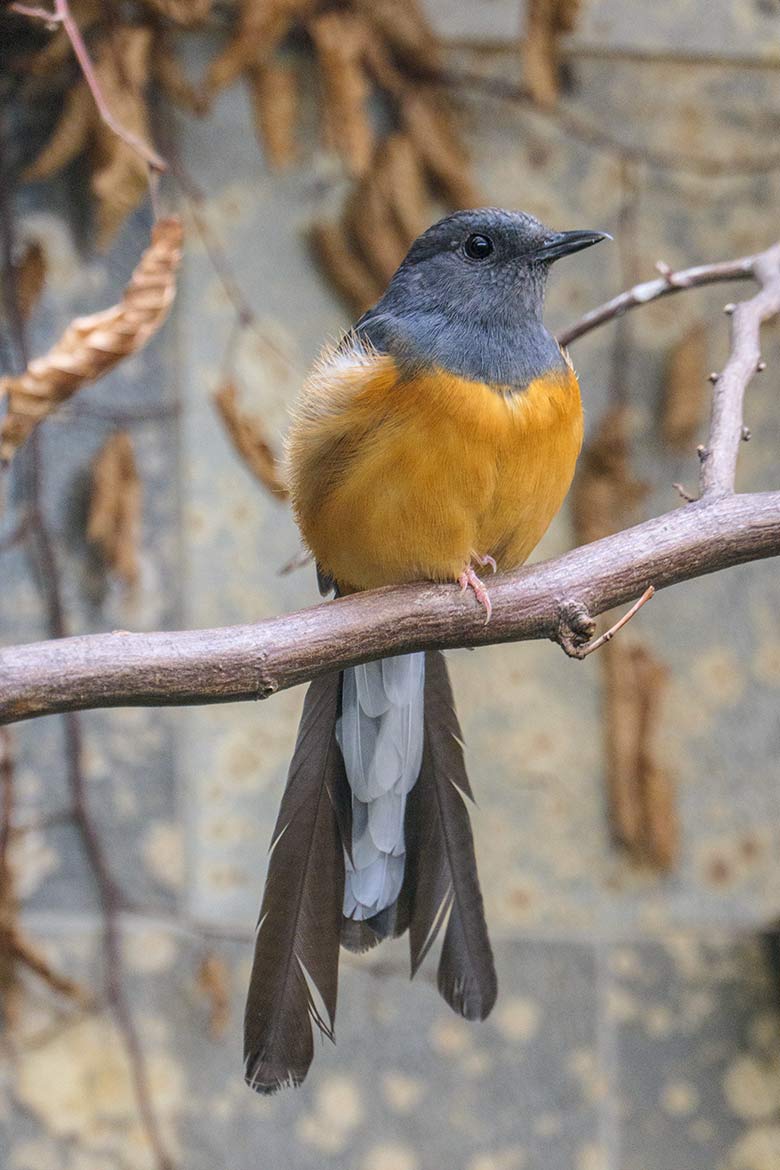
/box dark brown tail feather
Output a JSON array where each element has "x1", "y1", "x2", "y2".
[
  {"x1": 243, "y1": 671, "x2": 350, "y2": 1094},
  {"x1": 401, "y1": 650, "x2": 497, "y2": 1020}
]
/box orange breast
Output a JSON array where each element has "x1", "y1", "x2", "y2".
[{"x1": 286, "y1": 349, "x2": 583, "y2": 592}]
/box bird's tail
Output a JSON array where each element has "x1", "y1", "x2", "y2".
[{"x1": 243, "y1": 651, "x2": 497, "y2": 1095}]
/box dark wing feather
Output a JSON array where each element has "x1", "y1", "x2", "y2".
[
  {"x1": 403, "y1": 651, "x2": 497, "y2": 1020},
  {"x1": 243, "y1": 671, "x2": 348, "y2": 1093}
]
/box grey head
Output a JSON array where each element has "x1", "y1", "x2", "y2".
[{"x1": 356, "y1": 207, "x2": 609, "y2": 391}]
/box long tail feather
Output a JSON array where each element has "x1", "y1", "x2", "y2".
[
  {"x1": 403, "y1": 651, "x2": 497, "y2": 1021},
  {"x1": 243, "y1": 671, "x2": 348, "y2": 1094}
]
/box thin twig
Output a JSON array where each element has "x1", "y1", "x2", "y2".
[
  {"x1": 699, "y1": 243, "x2": 780, "y2": 496},
  {"x1": 567, "y1": 586, "x2": 656, "y2": 660},
  {"x1": 557, "y1": 254, "x2": 759, "y2": 347},
  {"x1": 0, "y1": 126, "x2": 173, "y2": 1170},
  {"x1": 11, "y1": 0, "x2": 167, "y2": 173}
]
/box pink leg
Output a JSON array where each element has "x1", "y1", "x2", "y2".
[{"x1": 458, "y1": 565, "x2": 492, "y2": 624}]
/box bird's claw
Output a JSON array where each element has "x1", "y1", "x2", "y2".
[{"x1": 458, "y1": 566, "x2": 492, "y2": 624}]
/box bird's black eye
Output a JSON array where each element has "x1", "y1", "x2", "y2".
[{"x1": 464, "y1": 233, "x2": 494, "y2": 260}]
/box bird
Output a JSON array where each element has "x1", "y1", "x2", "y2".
[{"x1": 243, "y1": 207, "x2": 609, "y2": 1093}]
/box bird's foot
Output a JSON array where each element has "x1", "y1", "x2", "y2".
[
  {"x1": 459, "y1": 565, "x2": 492, "y2": 624},
  {"x1": 471, "y1": 551, "x2": 497, "y2": 574}
]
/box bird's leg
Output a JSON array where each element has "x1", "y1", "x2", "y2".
[{"x1": 459, "y1": 564, "x2": 493, "y2": 624}]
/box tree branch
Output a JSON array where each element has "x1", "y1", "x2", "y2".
[
  {"x1": 1, "y1": 242, "x2": 779, "y2": 727},
  {"x1": 1, "y1": 491, "x2": 779, "y2": 726}
]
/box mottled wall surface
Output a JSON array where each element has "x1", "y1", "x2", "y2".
[{"x1": 2, "y1": 3, "x2": 780, "y2": 1169}]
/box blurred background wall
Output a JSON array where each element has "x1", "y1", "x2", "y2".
[{"x1": 1, "y1": 2, "x2": 780, "y2": 1168}]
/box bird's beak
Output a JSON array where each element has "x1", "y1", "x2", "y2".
[{"x1": 534, "y1": 229, "x2": 612, "y2": 263}]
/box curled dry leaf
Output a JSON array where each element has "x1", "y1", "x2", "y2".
[
  {"x1": 11, "y1": 240, "x2": 47, "y2": 323},
  {"x1": 345, "y1": 167, "x2": 410, "y2": 285},
  {"x1": 214, "y1": 381, "x2": 288, "y2": 501},
  {"x1": 311, "y1": 11, "x2": 375, "y2": 178},
  {"x1": 249, "y1": 60, "x2": 300, "y2": 170},
  {"x1": 205, "y1": 0, "x2": 309, "y2": 99},
  {"x1": 196, "y1": 952, "x2": 231, "y2": 1040},
  {"x1": 378, "y1": 132, "x2": 430, "y2": 240},
  {"x1": 310, "y1": 219, "x2": 383, "y2": 316},
  {"x1": 87, "y1": 431, "x2": 142, "y2": 589},
  {"x1": 356, "y1": 0, "x2": 440, "y2": 75},
  {"x1": 602, "y1": 642, "x2": 678, "y2": 871},
  {"x1": 152, "y1": 38, "x2": 209, "y2": 115},
  {"x1": 25, "y1": 27, "x2": 156, "y2": 249},
  {"x1": 572, "y1": 406, "x2": 678, "y2": 872},
  {"x1": 522, "y1": 0, "x2": 581, "y2": 109},
  {"x1": 140, "y1": 0, "x2": 212, "y2": 26},
  {"x1": 401, "y1": 93, "x2": 480, "y2": 208},
  {"x1": 661, "y1": 322, "x2": 708, "y2": 451},
  {"x1": 0, "y1": 217, "x2": 183, "y2": 464}
]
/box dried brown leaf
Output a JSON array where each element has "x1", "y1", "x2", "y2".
[
  {"x1": 0, "y1": 217, "x2": 183, "y2": 464},
  {"x1": 196, "y1": 952, "x2": 231, "y2": 1040},
  {"x1": 355, "y1": 0, "x2": 440, "y2": 74},
  {"x1": 13, "y1": 240, "x2": 47, "y2": 323},
  {"x1": 522, "y1": 0, "x2": 579, "y2": 109},
  {"x1": 345, "y1": 168, "x2": 409, "y2": 285},
  {"x1": 312, "y1": 12, "x2": 375, "y2": 178},
  {"x1": 91, "y1": 27, "x2": 155, "y2": 248},
  {"x1": 23, "y1": 82, "x2": 95, "y2": 182},
  {"x1": 249, "y1": 61, "x2": 299, "y2": 170},
  {"x1": 602, "y1": 642, "x2": 678, "y2": 871},
  {"x1": 376, "y1": 132, "x2": 429, "y2": 241},
  {"x1": 570, "y1": 405, "x2": 647, "y2": 544},
  {"x1": 573, "y1": 407, "x2": 678, "y2": 873},
  {"x1": 87, "y1": 431, "x2": 142, "y2": 588},
  {"x1": 205, "y1": 0, "x2": 308, "y2": 98},
  {"x1": 140, "y1": 0, "x2": 212, "y2": 26},
  {"x1": 309, "y1": 219, "x2": 383, "y2": 316},
  {"x1": 214, "y1": 381, "x2": 288, "y2": 500},
  {"x1": 402, "y1": 93, "x2": 480, "y2": 209},
  {"x1": 661, "y1": 322, "x2": 708, "y2": 451},
  {"x1": 152, "y1": 39, "x2": 209, "y2": 115}
]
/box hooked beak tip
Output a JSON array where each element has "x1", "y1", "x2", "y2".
[{"x1": 536, "y1": 229, "x2": 612, "y2": 263}]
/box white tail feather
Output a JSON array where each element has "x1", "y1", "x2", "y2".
[{"x1": 336, "y1": 653, "x2": 425, "y2": 920}]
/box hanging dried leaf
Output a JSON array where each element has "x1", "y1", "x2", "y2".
[
  {"x1": 140, "y1": 0, "x2": 212, "y2": 25},
  {"x1": 311, "y1": 12, "x2": 375, "y2": 178},
  {"x1": 402, "y1": 93, "x2": 480, "y2": 208},
  {"x1": 661, "y1": 322, "x2": 708, "y2": 451},
  {"x1": 345, "y1": 168, "x2": 409, "y2": 285},
  {"x1": 572, "y1": 407, "x2": 677, "y2": 873},
  {"x1": 91, "y1": 27, "x2": 156, "y2": 248},
  {"x1": 602, "y1": 643, "x2": 678, "y2": 871},
  {"x1": 310, "y1": 219, "x2": 383, "y2": 316},
  {"x1": 87, "y1": 431, "x2": 142, "y2": 588},
  {"x1": 152, "y1": 39, "x2": 209, "y2": 115},
  {"x1": 0, "y1": 217, "x2": 183, "y2": 464},
  {"x1": 11, "y1": 240, "x2": 47, "y2": 323},
  {"x1": 214, "y1": 381, "x2": 288, "y2": 500},
  {"x1": 355, "y1": 0, "x2": 440, "y2": 74},
  {"x1": 24, "y1": 27, "x2": 157, "y2": 248},
  {"x1": 249, "y1": 61, "x2": 300, "y2": 170},
  {"x1": 522, "y1": 0, "x2": 581, "y2": 109},
  {"x1": 204, "y1": 0, "x2": 308, "y2": 99},
  {"x1": 196, "y1": 952, "x2": 231, "y2": 1040},
  {"x1": 23, "y1": 82, "x2": 95, "y2": 182},
  {"x1": 377, "y1": 132, "x2": 430, "y2": 240}
]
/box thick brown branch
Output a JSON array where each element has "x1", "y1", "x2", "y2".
[{"x1": 1, "y1": 492, "x2": 778, "y2": 726}]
